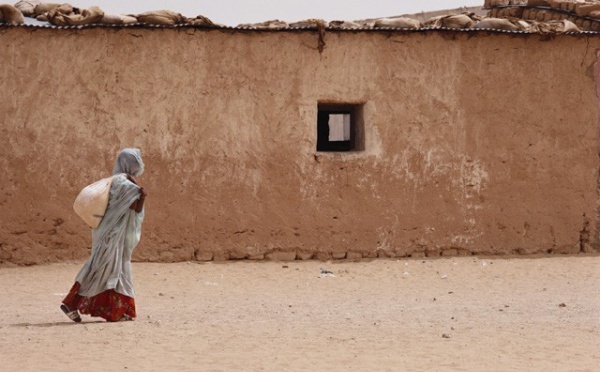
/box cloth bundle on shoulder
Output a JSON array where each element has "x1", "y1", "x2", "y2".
[{"x1": 73, "y1": 176, "x2": 116, "y2": 229}]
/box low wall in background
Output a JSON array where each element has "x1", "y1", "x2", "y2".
[{"x1": 1, "y1": 26, "x2": 599, "y2": 264}]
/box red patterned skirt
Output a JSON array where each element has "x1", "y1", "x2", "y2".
[{"x1": 62, "y1": 282, "x2": 137, "y2": 322}]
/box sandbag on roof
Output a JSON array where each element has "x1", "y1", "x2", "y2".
[
  {"x1": 473, "y1": 17, "x2": 521, "y2": 30},
  {"x1": 289, "y1": 18, "x2": 328, "y2": 28},
  {"x1": 101, "y1": 13, "x2": 137, "y2": 25},
  {"x1": 44, "y1": 3, "x2": 74, "y2": 18},
  {"x1": 13, "y1": 0, "x2": 41, "y2": 16},
  {"x1": 136, "y1": 10, "x2": 185, "y2": 25},
  {"x1": 446, "y1": 14, "x2": 480, "y2": 28},
  {"x1": 534, "y1": 19, "x2": 580, "y2": 33},
  {"x1": 373, "y1": 17, "x2": 422, "y2": 29},
  {"x1": 427, "y1": 13, "x2": 478, "y2": 28},
  {"x1": 0, "y1": 3, "x2": 24, "y2": 24},
  {"x1": 185, "y1": 14, "x2": 213, "y2": 26},
  {"x1": 33, "y1": 2, "x2": 60, "y2": 16},
  {"x1": 237, "y1": 19, "x2": 289, "y2": 28},
  {"x1": 328, "y1": 20, "x2": 362, "y2": 29},
  {"x1": 46, "y1": 5, "x2": 103, "y2": 25}
]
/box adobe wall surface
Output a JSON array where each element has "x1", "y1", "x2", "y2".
[{"x1": 1, "y1": 27, "x2": 599, "y2": 264}]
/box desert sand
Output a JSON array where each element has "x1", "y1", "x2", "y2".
[{"x1": 1, "y1": 256, "x2": 599, "y2": 371}]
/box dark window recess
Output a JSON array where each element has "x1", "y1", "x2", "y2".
[{"x1": 317, "y1": 103, "x2": 364, "y2": 152}]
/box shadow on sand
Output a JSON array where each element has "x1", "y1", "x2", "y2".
[{"x1": 11, "y1": 320, "x2": 106, "y2": 328}]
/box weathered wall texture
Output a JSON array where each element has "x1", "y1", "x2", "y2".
[{"x1": 1, "y1": 27, "x2": 599, "y2": 264}]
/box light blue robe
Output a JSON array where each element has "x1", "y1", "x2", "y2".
[{"x1": 75, "y1": 149, "x2": 145, "y2": 298}]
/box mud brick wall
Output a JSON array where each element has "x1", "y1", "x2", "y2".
[{"x1": 1, "y1": 27, "x2": 599, "y2": 264}]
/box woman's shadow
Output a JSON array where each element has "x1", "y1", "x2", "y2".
[{"x1": 11, "y1": 320, "x2": 106, "y2": 328}]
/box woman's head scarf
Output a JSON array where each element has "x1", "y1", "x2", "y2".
[{"x1": 113, "y1": 148, "x2": 144, "y2": 177}]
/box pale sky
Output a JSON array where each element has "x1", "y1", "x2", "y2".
[{"x1": 68, "y1": 1, "x2": 483, "y2": 26}]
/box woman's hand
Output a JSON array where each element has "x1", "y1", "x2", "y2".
[
  {"x1": 134, "y1": 187, "x2": 147, "y2": 213},
  {"x1": 129, "y1": 187, "x2": 147, "y2": 213}
]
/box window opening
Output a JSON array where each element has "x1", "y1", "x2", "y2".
[{"x1": 316, "y1": 103, "x2": 364, "y2": 152}]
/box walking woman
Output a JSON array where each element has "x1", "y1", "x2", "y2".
[{"x1": 61, "y1": 148, "x2": 147, "y2": 322}]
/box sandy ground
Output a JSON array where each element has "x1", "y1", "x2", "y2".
[{"x1": 1, "y1": 256, "x2": 599, "y2": 372}]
